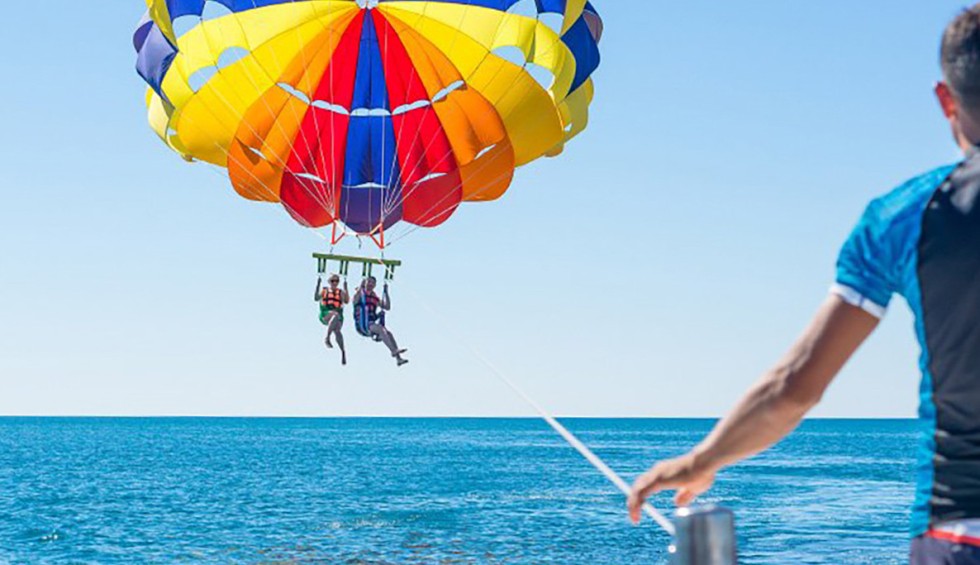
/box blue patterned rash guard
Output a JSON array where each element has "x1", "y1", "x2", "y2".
[{"x1": 833, "y1": 152, "x2": 980, "y2": 537}]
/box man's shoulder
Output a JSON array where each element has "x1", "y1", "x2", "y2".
[
  {"x1": 835, "y1": 163, "x2": 960, "y2": 307},
  {"x1": 864, "y1": 163, "x2": 959, "y2": 228}
]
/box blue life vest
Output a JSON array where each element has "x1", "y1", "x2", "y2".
[{"x1": 354, "y1": 291, "x2": 384, "y2": 338}]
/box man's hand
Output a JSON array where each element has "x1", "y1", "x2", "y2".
[{"x1": 627, "y1": 453, "x2": 717, "y2": 524}]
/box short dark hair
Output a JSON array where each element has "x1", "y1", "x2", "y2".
[{"x1": 942, "y1": 4, "x2": 980, "y2": 107}]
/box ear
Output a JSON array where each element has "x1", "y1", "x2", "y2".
[{"x1": 936, "y1": 81, "x2": 959, "y2": 119}]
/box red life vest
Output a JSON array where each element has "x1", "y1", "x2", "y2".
[{"x1": 321, "y1": 288, "x2": 343, "y2": 310}]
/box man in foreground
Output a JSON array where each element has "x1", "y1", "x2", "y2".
[{"x1": 628, "y1": 6, "x2": 980, "y2": 562}]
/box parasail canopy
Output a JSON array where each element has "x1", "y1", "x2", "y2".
[{"x1": 134, "y1": 0, "x2": 603, "y2": 245}]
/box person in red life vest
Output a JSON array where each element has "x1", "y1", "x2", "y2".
[
  {"x1": 353, "y1": 276, "x2": 408, "y2": 367},
  {"x1": 314, "y1": 274, "x2": 349, "y2": 365}
]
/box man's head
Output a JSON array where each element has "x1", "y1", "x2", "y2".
[
  {"x1": 328, "y1": 275, "x2": 340, "y2": 287},
  {"x1": 364, "y1": 276, "x2": 377, "y2": 292},
  {"x1": 938, "y1": 4, "x2": 980, "y2": 150}
]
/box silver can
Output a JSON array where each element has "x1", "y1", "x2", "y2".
[{"x1": 670, "y1": 506, "x2": 737, "y2": 565}]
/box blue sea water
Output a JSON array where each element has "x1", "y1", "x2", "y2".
[{"x1": 0, "y1": 418, "x2": 918, "y2": 564}]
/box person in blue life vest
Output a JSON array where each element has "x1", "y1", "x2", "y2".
[
  {"x1": 353, "y1": 276, "x2": 408, "y2": 367},
  {"x1": 627, "y1": 6, "x2": 980, "y2": 563},
  {"x1": 315, "y1": 274, "x2": 349, "y2": 366}
]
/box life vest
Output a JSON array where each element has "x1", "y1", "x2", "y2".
[
  {"x1": 320, "y1": 288, "x2": 343, "y2": 310},
  {"x1": 355, "y1": 291, "x2": 383, "y2": 338}
]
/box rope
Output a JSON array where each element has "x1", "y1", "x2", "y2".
[
  {"x1": 399, "y1": 282, "x2": 676, "y2": 536},
  {"x1": 304, "y1": 247, "x2": 675, "y2": 534}
]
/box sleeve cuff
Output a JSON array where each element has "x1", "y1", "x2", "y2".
[{"x1": 830, "y1": 283, "x2": 888, "y2": 318}]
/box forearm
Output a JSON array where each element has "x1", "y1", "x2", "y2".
[
  {"x1": 692, "y1": 296, "x2": 879, "y2": 473},
  {"x1": 692, "y1": 366, "x2": 816, "y2": 471},
  {"x1": 628, "y1": 297, "x2": 880, "y2": 518}
]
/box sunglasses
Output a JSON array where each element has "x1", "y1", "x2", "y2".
[{"x1": 329, "y1": 279, "x2": 340, "y2": 283}]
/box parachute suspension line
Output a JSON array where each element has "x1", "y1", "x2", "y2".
[
  {"x1": 390, "y1": 13, "x2": 582, "y2": 246},
  {"x1": 173, "y1": 103, "x2": 333, "y2": 246},
  {"x1": 379, "y1": 8, "x2": 397, "y2": 222},
  {"x1": 379, "y1": 1, "x2": 460, "y2": 222},
  {"x1": 175, "y1": 63, "x2": 336, "y2": 218},
  {"x1": 186, "y1": 54, "x2": 512, "y2": 254},
  {"x1": 201, "y1": 0, "x2": 363, "y2": 225},
  {"x1": 383, "y1": 5, "x2": 578, "y2": 247},
  {"x1": 199, "y1": 159, "x2": 328, "y2": 243},
  {"x1": 401, "y1": 283, "x2": 676, "y2": 536},
  {"x1": 385, "y1": 112, "x2": 515, "y2": 245},
  {"x1": 171, "y1": 96, "x2": 328, "y2": 235},
  {"x1": 378, "y1": 9, "x2": 392, "y2": 239},
  {"x1": 293, "y1": 0, "x2": 345, "y2": 223},
  {"x1": 161, "y1": 32, "x2": 351, "y2": 237},
  {"x1": 384, "y1": 150, "x2": 519, "y2": 247},
  {"x1": 251, "y1": 0, "x2": 344, "y2": 222},
  {"x1": 324, "y1": 1, "x2": 342, "y2": 225},
  {"x1": 194, "y1": 6, "x2": 337, "y2": 218},
  {"x1": 379, "y1": 1, "x2": 520, "y2": 236}
]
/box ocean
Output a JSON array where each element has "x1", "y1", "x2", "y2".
[{"x1": 0, "y1": 418, "x2": 918, "y2": 564}]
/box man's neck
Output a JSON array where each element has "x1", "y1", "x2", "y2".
[{"x1": 957, "y1": 111, "x2": 980, "y2": 152}]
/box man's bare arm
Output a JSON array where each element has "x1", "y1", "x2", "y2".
[{"x1": 627, "y1": 294, "x2": 880, "y2": 522}]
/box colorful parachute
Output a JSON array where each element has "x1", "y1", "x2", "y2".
[{"x1": 134, "y1": 0, "x2": 602, "y2": 243}]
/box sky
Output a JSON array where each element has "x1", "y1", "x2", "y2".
[{"x1": 0, "y1": 1, "x2": 972, "y2": 417}]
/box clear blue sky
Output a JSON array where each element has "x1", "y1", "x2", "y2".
[{"x1": 0, "y1": 2, "x2": 970, "y2": 417}]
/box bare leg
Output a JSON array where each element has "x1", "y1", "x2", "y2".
[
  {"x1": 329, "y1": 316, "x2": 346, "y2": 366},
  {"x1": 371, "y1": 324, "x2": 407, "y2": 365},
  {"x1": 323, "y1": 311, "x2": 339, "y2": 348}
]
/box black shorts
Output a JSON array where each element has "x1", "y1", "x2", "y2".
[{"x1": 912, "y1": 535, "x2": 980, "y2": 564}]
